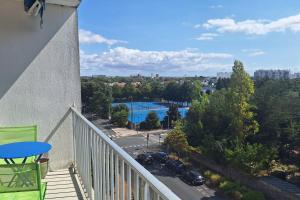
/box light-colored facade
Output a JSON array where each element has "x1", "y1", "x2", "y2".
[
  {"x1": 254, "y1": 69, "x2": 290, "y2": 80},
  {"x1": 0, "y1": 0, "x2": 81, "y2": 170},
  {"x1": 0, "y1": 2, "x2": 181, "y2": 199}
]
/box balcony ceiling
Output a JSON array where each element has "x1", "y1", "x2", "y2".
[{"x1": 46, "y1": 0, "x2": 80, "y2": 7}]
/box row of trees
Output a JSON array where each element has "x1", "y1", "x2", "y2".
[
  {"x1": 82, "y1": 77, "x2": 201, "y2": 119},
  {"x1": 113, "y1": 80, "x2": 202, "y2": 103},
  {"x1": 81, "y1": 78, "x2": 112, "y2": 118},
  {"x1": 165, "y1": 60, "x2": 300, "y2": 175}
]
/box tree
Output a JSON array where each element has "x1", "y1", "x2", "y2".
[
  {"x1": 89, "y1": 81, "x2": 113, "y2": 118},
  {"x1": 185, "y1": 95, "x2": 208, "y2": 146},
  {"x1": 144, "y1": 111, "x2": 161, "y2": 130},
  {"x1": 164, "y1": 123, "x2": 190, "y2": 156},
  {"x1": 163, "y1": 104, "x2": 181, "y2": 128},
  {"x1": 164, "y1": 81, "x2": 180, "y2": 102},
  {"x1": 228, "y1": 60, "x2": 259, "y2": 140},
  {"x1": 216, "y1": 78, "x2": 230, "y2": 90},
  {"x1": 225, "y1": 143, "x2": 277, "y2": 174},
  {"x1": 111, "y1": 104, "x2": 129, "y2": 127},
  {"x1": 179, "y1": 81, "x2": 202, "y2": 103}
]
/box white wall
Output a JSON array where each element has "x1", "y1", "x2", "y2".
[{"x1": 0, "y1": 1, "x2": 81, "y2": 170}]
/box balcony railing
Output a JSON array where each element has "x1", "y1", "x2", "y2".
[{"x1": 71, "y1": 107, "x2": 181, "y2": 200}]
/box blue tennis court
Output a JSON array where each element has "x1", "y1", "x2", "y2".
[{"x1": 112, "y1": 102, "x2": 188, "y2": 124}]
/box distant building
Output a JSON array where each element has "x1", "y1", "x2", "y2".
[
  {"x1": 254, "y1": 70, "x2": 290, "y2": 80},
  {"x1": 217, "y1": 72, "x2": 232, "y2": 79},
  {"x1": 155, "y1": 74, "x2": 159, "y2": 78},
  {"x1": 290, "y1": 73, "x2": 300, "y2": 79}
]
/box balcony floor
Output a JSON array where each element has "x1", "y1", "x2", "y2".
[{"x1": 44, "y1": 168, "x2": 87, "y2": 200}]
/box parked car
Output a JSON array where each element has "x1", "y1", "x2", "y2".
[
  {"x1": 151, "y1": 152, "x2": 168, "y2": 163},
  {"x1": 165, "y1": 159, "x2": 185, "y2": 174},
  {"x1": 136, "y1": 153, "x2": 153, "y2": 165},
  {"x1": 182, "y1": 170, "x2": 205, "y2": 185}
]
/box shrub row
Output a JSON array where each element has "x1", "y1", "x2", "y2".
[{"x1": 204, "y1": 170, "x2": 265, "y2": 200}]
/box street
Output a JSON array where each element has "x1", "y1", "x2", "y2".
[
  {"x1": 114, "y1": 135, "x2": 223, "y2": 200},
  {"x1": 91, "y1": 119, "x2": 224, "y2": 200}
]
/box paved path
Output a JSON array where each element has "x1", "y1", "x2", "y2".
[{"x1": 260, "y1": 176, "x2": 300, "y2": 197}]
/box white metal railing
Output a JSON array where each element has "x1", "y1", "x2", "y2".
[{"x1": 71, "y1": 107, "x2": 181, "y2": 200}]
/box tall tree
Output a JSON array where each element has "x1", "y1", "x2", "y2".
[{"x1": 228, "y1": 60, "x2": 259, "y2": 140}]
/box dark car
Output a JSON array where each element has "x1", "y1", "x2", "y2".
[
  {"x1": 136, "y1": 153, "x2": 153, "y2": 165},
  {"x1": 165, "y1": 159, "x2": 185, "y2": 174},
  {"x1": 182, "y1": 170, "x2": 205, "y2": 185},
  {"x1": 151, "y1": 152, "x2": 168, "y2": 163}
]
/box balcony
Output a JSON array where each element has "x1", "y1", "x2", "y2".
[{"x1": 44, "y1": 107, "x2": 180, "y2": 200}]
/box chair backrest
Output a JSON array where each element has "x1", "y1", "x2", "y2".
[
  {"x1": 0, "y1": 125, "x2": 37, "y2": 145},
  {"x1": 0, "y1": 163, "x2": 42, "y2": 193}
]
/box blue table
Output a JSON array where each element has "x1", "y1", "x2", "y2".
[{"x1": 0, "y1": 142, "x2": 52, "y2": 164}]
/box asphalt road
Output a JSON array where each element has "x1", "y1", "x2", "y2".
[
  {"x1": 90, "y1": 119, "x2": 224, "y2": 200},
  {"x1": 114, "y1": 135, "x2": 224, "y2": 200}
]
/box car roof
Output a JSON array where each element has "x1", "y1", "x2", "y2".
[{"x1": 189, "y1": 170, "x2": 201, "y2": 176}]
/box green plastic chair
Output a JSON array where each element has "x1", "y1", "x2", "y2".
[
  {"x1": 0, "y1": 125, "x2": 37, "y2": 164},
  {"x1": 0, "y1": 163, "x2": 46, "y2": 200}
]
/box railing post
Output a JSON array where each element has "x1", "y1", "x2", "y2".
[
  {"x1": 121, "y1": 160, "x2": 125, "y2": 200},
  {"x1": 134, "y1": 174, "x2": 139, "y2": 200},
  {"x1": 115, "y1": 155, "x2": 119, "y2": 200},
  {"x1": 71, "y1": 107, "x2": 181, "y2": 200},
  {"x1": 110, "y1": 149, "x2": 115, "y2": 200},
  {"x1": 144, "y1": 182, "x2": 149, "y2": 200},
  {"x1": 127, "y1": 166, "x2": 132, "y2": 200}
]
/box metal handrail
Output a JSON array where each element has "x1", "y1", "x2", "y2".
[{"x1": 71, "y1": 107, "x2": 181, "y2": 200}]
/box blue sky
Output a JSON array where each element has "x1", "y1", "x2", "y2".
[{"x1": 78, "y1": 0, "x2": 300, "y2": 76}]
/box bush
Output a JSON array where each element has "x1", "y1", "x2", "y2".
[
  {"x1": 242, "y1": 191, "x2": 265, "y2": 200},
  {"x1": 209, "y1": 174, "x2": 222, "y2": 187},
  {"x1": 203, "y1": 170, "x2": 213, "y2": 179},
  {"x1": 231, "y1": 190, "x2": 243, "y2": 200},
  {"x1": 219, "y1": 180, "x2": 239, "y2": 194}
]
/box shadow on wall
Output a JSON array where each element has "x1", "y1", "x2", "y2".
[{"x1": 0, "y1": 1, "x2": 75, "y2": 100}]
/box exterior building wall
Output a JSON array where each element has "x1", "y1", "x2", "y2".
[
  {"x1": 254, "y1": 69, "x2": 290, "y2": 80},
  {"x1": 0, "y1": 1, "x2": 81, "y2": 170}
]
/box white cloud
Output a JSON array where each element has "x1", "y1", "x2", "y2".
[
  {"x1": 195, "y1": 33, "x2": 219, "y2": 41},
  {"x1": 210, "y1": 5, "x2": 223, "y2": 9},
  {"x1": 197, "y1": 14, "x2": 300, "y2": 35},
  {"x1": 80, "y1": 47, "x2": 233, "y2": 75},
  {"x1": 79, "y1": 29, "x2": 128, "y2": 45},
  {"x1": 243, "y1": 49, "x2": 266, "y2": 57}
]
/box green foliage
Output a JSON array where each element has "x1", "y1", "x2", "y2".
[
  {"x1": 228, "y1": 60, "x2": 259, "y2": 140},
  {"x1": 111, "y1": 104, "x2": 129, "y2": 127},
  {"x1": 143, "y1": 111, "x2": 161, "y2": 130},
  {"x1": 81, "y1": 78, "x2": 113, "y2": 118},
  {"x1": 164, "y1": 125, "x2": 190, "y2": 156},
  {"x1": 219, "y1": 179, "x2": 265, "y2": 200},
  {"x1": 185, "y1": 95, "x2": 208, "y2": 146},
  {"x1": 216, "y1": 78, "x2": 230, "y2": 90},
  {"x1": 242, "y1": 191, "x2": 265, "y2": 200},
  {"x1": 252, "y1": 79, "x2": 300, "y2": 165},
  {"x1": 209, "y1": 174, "x2": 223, "y2": 187},
  {"x1": 225, "y1": 143, "x2": 277, "y2": 174},
  {"x1": 163, "y1": 104, "x2": 181, "y2": 128}
]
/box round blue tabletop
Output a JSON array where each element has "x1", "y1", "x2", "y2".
[{"x1": 0, "y1": 142, "x2": 52, "y2": 159}]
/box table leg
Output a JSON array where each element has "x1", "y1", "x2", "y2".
[{"x1": 36, "y1": 154, "x2": 42, "y2": 163}]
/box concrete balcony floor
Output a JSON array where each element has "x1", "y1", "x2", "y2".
[{"x1": 44, "y1": 168, "x2": 87, "y2": 200}]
